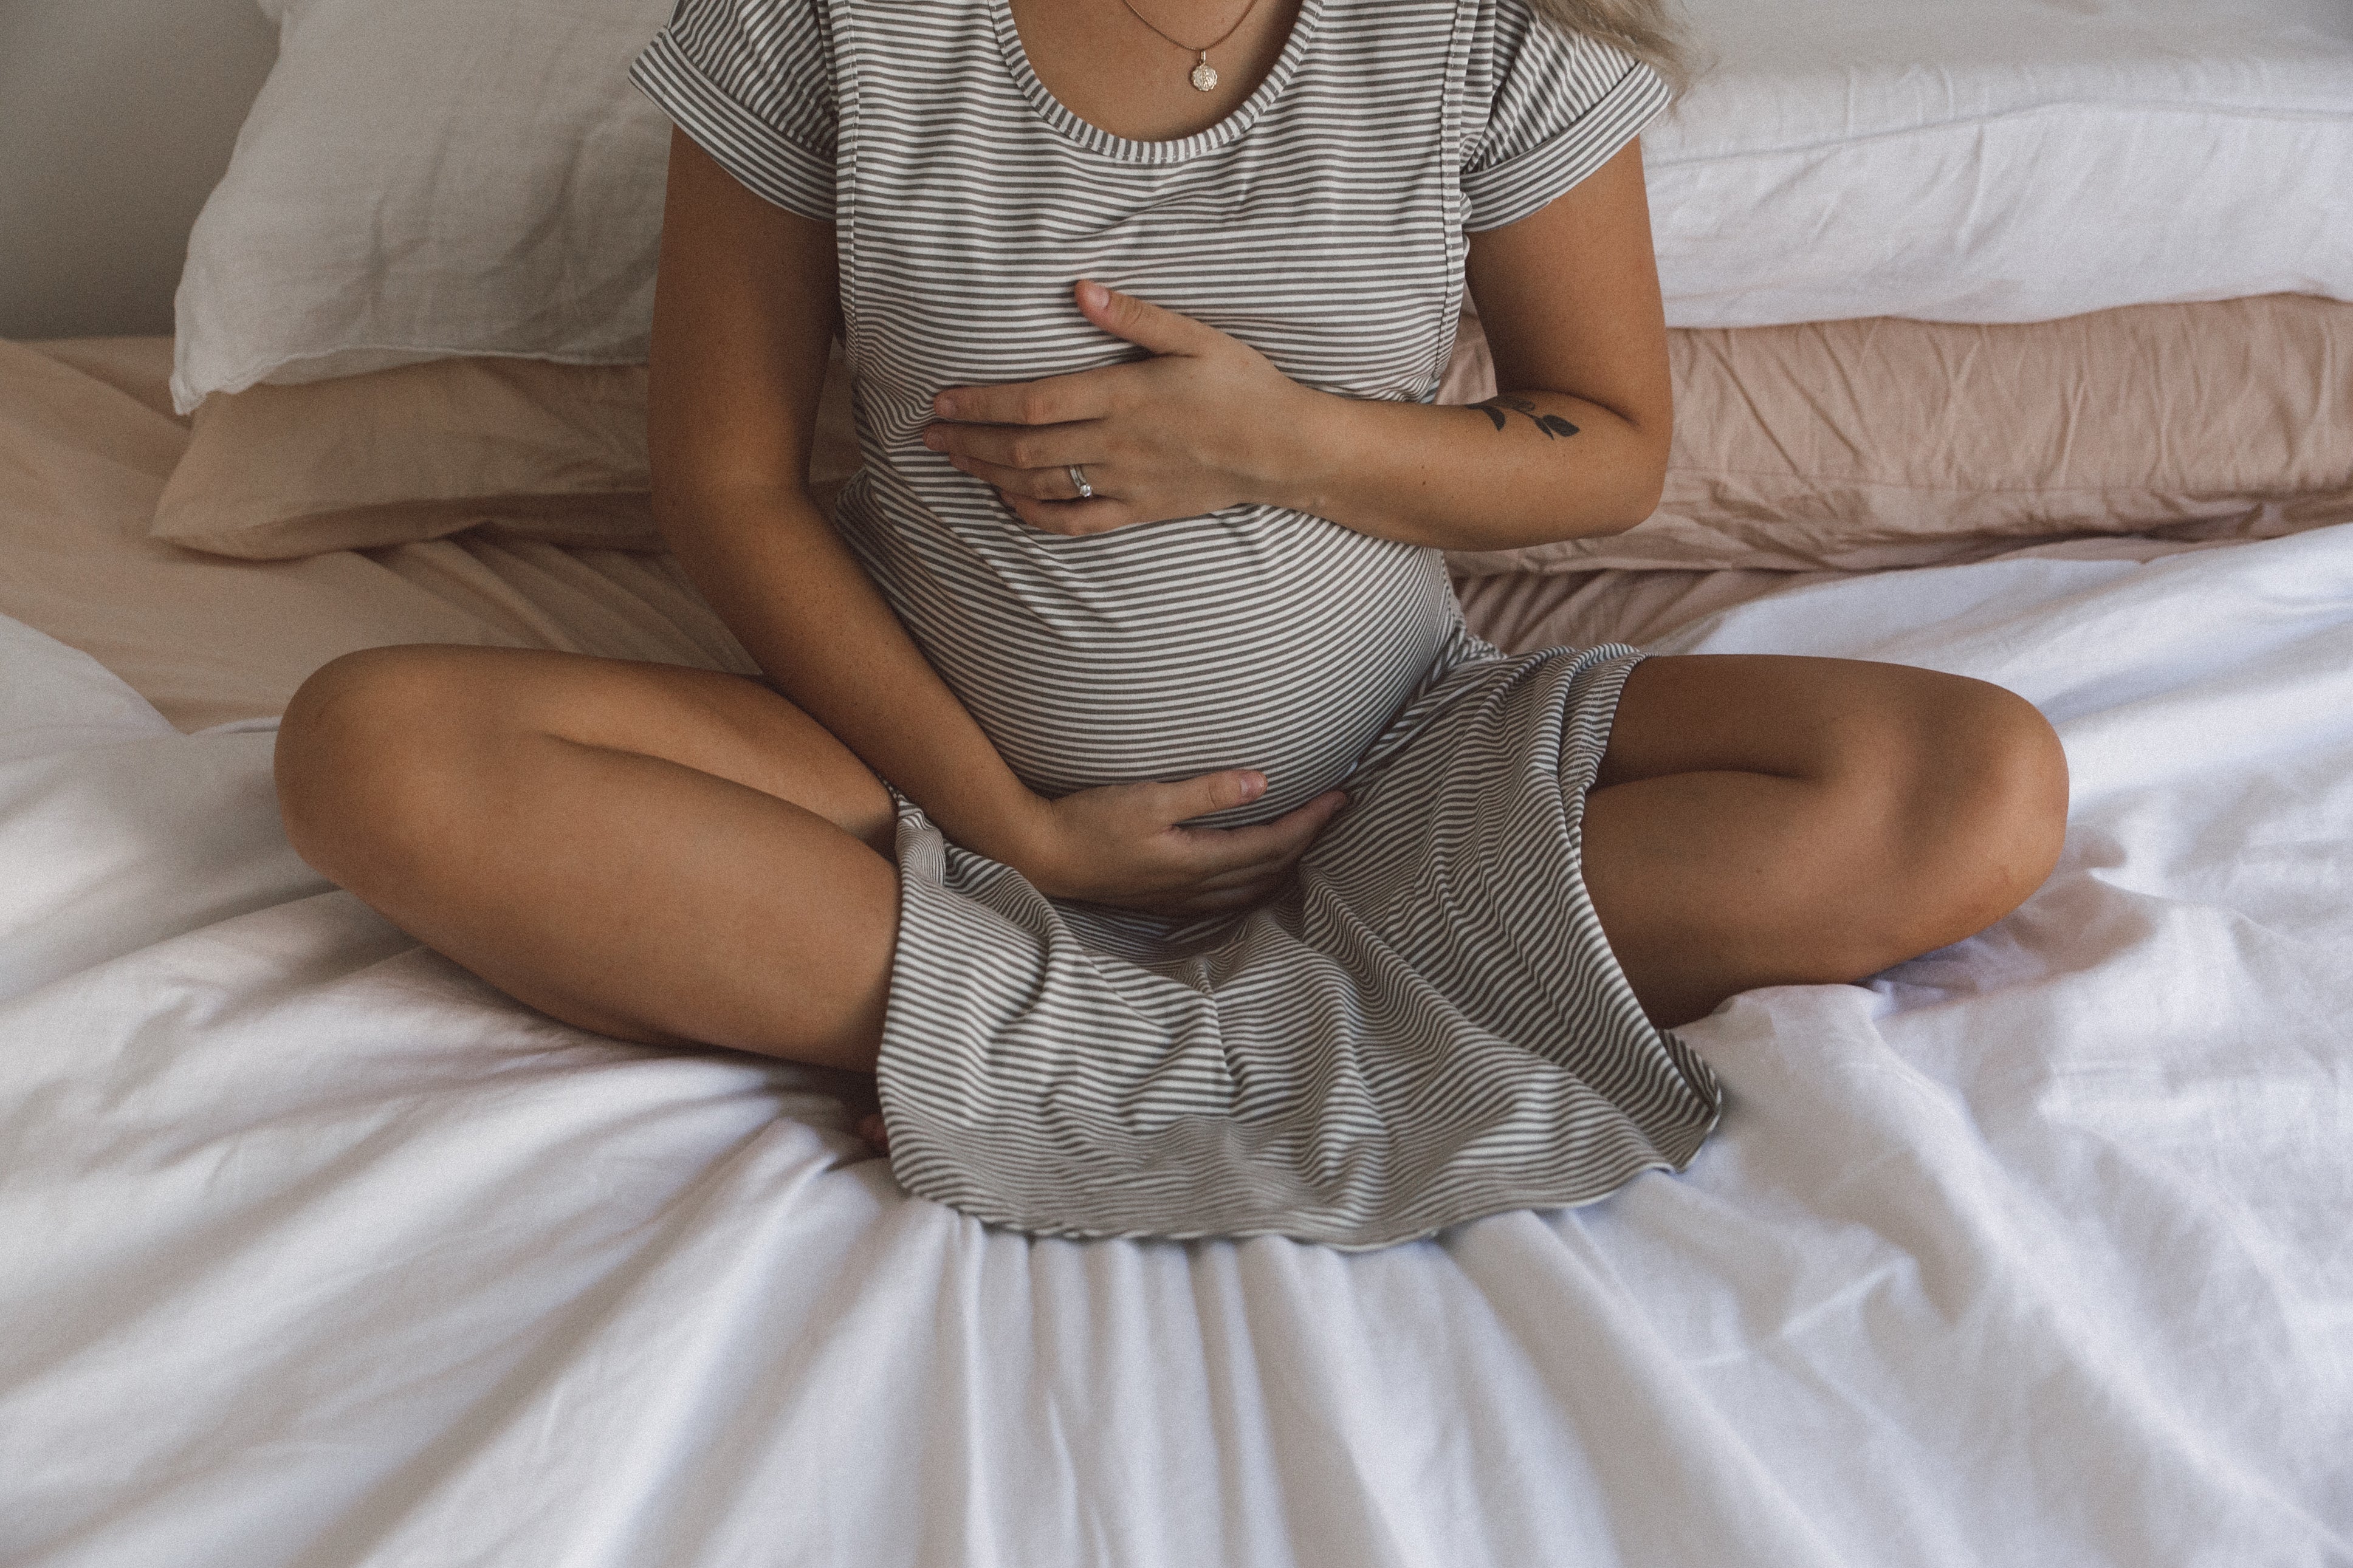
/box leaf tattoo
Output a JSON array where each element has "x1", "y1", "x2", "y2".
[{"x1": 1471, "y1": 395, "x2": 1580, "y2": 440}]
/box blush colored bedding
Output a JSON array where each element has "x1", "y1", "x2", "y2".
[
  {"x1": 0, "y1": 337, "x2": 760, "y2": 731},
  {"x1": 9, "y1": 330, "x2": 2332, "y2": 734},
  {"x1": 148, "y1": 294, "x2": 2353, "y2": 575}
]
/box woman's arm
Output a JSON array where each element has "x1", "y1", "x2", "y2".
[
  {"x1": 648, "y1": 130, "x2": 1344, "y2": 911},
  {"x1": 647, "y1": 131, "x2": 1042, "y2": 860},
  {"x1": 926, "y1": 140, "x2": 1671, "y2": 553},
  {"x1": 1292, "y1": 138, "x2": 1672, "y2": 549}
]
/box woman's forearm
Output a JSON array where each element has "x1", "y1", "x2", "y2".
[
  {"x1": 924, "y1": 148, "x2": 1672, "y2": 552},
  {"x1": 1265, "y1": 382, "x2": 1669, "y2": 553},
  {"x1": 656, "y1": 481, "x2": 1049, "y2": 863}
]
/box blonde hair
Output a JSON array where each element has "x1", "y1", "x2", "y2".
[{"x1": 1528, "y1": 0, "x2": 1695, "y2": 98}]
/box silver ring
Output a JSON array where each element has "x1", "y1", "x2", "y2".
[{"x1": 1065, "y1": 464, "x2": 1093, "y2": 500}]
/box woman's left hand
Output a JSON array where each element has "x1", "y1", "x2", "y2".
[{"x1": 922, "y1": 279, "x2": 1316, "y2": 536}]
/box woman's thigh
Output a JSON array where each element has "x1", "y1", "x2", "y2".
[
  {"x1": 1580, "y1": 653, "x2": 2069, "y2": 1027},
  {"x1": 275, "y1": 645, "x2": 901, "y2": 1070}
]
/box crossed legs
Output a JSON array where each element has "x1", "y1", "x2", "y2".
[
  {"x1": 1581, "y1": 654, "x2": 2069, "y2": 1025},
  {"x1": 272, "y1": 646, "x2": 2069, "y2": 1070},
  {"x1": 275, "y1": 646, "x2": 901, "y2": 1072}
]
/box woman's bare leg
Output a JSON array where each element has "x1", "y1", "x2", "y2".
[
  {"x1": 274, "y1": 645, "x2": 900, "y2": 1072},
  {"x1": 1581, "y1": 654, "x2": 2070, "y2": 1028}
]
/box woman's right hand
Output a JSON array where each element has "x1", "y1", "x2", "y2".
[{"x1": 1005, "y1": 770, "x2": 1349, "y2": 917}]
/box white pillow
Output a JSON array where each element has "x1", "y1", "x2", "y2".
[
  {"x1": 1646, "y1": 0, "x2": 2353, "y2": 326},
  {"x1": 169, "y1": 0, "x2": 675, "y2": 416}
]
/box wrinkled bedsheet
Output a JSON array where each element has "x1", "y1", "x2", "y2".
[{"x1": 3, "y1": 527, "x2": 2349, "y2": 1567}]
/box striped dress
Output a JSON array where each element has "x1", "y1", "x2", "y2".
[{"x1": 631, "y1": 0, "x2": 1723, "y2": 1248}]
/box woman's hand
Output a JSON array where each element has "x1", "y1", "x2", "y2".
[
  {"x1": 922, "y1": 279, "x2": 1316, "y2": 537},
  {"x1": 861, "y1": 773, "x2": 1344, "y2": 1148},
  {"x1": 1005, "y1": 767, "x2": 1349, "y2": 916}
]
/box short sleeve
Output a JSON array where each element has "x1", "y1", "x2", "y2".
[
  {"x1": 1459, "y1": 0, "x2": 1671, "y2": 233},
  {"x1": 628, "y1": 0, "x2": 837, "y2": 221}
]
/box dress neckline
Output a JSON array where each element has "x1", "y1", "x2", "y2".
[{"x1": 989, "y1": 0, "x2": 1325, "y2": 164}]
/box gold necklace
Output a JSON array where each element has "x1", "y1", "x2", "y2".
[{"x1": 1114, "y1": 0, "x2": 1266, "y2": 92}]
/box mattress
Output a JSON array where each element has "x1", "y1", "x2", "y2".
[
  {"x1": 5, "y1": 524, "x2": 2351, "y2": 1564},
  {"x1": 4, "y1": 335, "x2": 2349, "y2": 1561},
  {"x1": 1647, "y1": 0, "x2": 2353, "y2": 326}
]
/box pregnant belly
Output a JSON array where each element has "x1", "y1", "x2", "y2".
[{"x1": 863, "y1": 502, "x2": 1462, "y2": 826}]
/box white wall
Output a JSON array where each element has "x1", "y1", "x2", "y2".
[{"x1": 0, "y1": 0, "x2": 277, "y2": 339}]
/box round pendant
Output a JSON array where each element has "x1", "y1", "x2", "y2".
[{"x1": 1189, "y1": 59, "x2": 1218, "y2": 92}]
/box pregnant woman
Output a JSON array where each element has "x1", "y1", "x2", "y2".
[{"x1": 273, "y1": 0, "x2": 2069, "y2": 1246}]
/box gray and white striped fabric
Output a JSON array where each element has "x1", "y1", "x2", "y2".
[{"x1": 631, "y1": 0, "x2": 1720, "y2": 1247}]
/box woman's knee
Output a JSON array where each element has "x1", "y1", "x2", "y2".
[
  {"x1": 275, "y1": 645, "x2": 500, "y2": 877},
  {"x1": 1846, "y1": 674, "x2": 2069, "y2": 960},
  {"x1": 1937, "y1": 679, "x2": 2069, "y2": 903}
]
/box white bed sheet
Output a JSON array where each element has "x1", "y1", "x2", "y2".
[
  {"x1": 4, "y1": 530, "x2": 2351, "y2": 1566},
  {"x1": 1648, "y1": 0, "x2": 2353, "y2": 326}
]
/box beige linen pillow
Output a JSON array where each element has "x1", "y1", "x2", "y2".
[
  {"x1": 154, "y1": 357, "x2": 657, "y2": 558},
  {"x1": 1446, "y1": 292, "x2": 2353, "y2": 575},
  {"x1": 154, "y1": 293, "x2": 2349, "y2": 567},
  {"x1": 153, "y1": 344, "x2": 862, "y2": 560}
]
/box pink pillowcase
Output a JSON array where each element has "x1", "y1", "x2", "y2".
[
  {"x1": 150, "y1": 296, "x2": 2352, "y2": 570},
  {"x1": 152, "y1": 343, "x2": 864, "y2": 560},
  {"x1": 1443, "y1": 293, "x2": 2353, "y2": 574}
]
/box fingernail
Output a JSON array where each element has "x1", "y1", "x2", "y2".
[
  {"x1": 932, "y1": 393, "x2": 958, "y2": 417},
  {"x1": 1077, "y1": 279, "x2": 1109, "y2": 310},
  {"x1": 921, "y1": 427, "x2": 945, "y2": 450},
  {"x1": 1240, "y1": 771, "x2": 1266, "y2": 796}
]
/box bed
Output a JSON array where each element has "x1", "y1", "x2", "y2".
[{"x1": 4, "y1": 0, "x2": 2350, "y2": 1563}]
